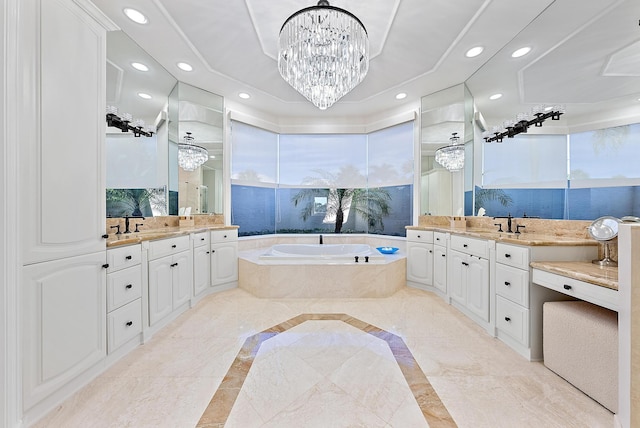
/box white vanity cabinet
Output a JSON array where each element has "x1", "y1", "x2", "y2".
[
  {"x1": 406, "y1": 230, "x2": 434, "y2": 289},
  {"x1": 147, "y1": 236, "x2": 193, "y2": 326},
  {"x1": 193, "y1": 232, "x2": 212, "y2": 296},
  {"x1": 22, "y1": 252, "x2": 107, "y2": 412},
  {"x1": 494, "y1": 242, "x2": 598, "y2": 360},
  {"x1": 211, "y1": 229, "x2": 238, "y2": 288},
  {"x1": 448, "y1": 235, "x2": 491, "y2": 330},
  {"x1": 433, "y1": 232, "x2": 448, "y2": 294},
  {"x1": 106, "y1": 245, "x2": 142, "y2": 354}
]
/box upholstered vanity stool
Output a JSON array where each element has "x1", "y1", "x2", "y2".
[{"x1": 543, "y1": 301, "x2": 618, "y2": 413}]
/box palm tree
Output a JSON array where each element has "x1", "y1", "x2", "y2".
[
  {"x1": 291, "y1": 168, "x2": 392, "y2": 233},
  {"x1": 474, "y1": 187, "x2": 513, "y2": 214}
]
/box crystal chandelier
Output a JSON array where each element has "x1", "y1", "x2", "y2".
[
  {"x1": 178, "y1": 132, "x2": 208, "y2": 171},
  {"x1": 435, "y1": 132, "x2": 465, "y2": 171},
  {"x1": 278, "y1": 0, "x2": 369, "y2": 110}
]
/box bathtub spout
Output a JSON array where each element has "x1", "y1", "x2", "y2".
[{"x1": 319, "y1": 234, "x2": 323, "y2": 245}]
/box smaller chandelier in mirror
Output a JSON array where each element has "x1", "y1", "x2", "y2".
[
  {"x1": 178, "y1": 132, "x2": 208, "y2": 171},
  {"x1": 278, "y1": 0, "x2": 369, "y2": 110},
  {"x1": 435, "y1": 132, "x2": 465, "y2": 171}
]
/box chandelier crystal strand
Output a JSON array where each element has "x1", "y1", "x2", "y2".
[
  {"x1": 278, "y1": 1, "x2": 369, "y2": 110},
  {"x1": 435, "y1": 133, "x2": 465, "y2": 171},
  {"x1": 178, "y1": 132, "x2": 208, "y2": 171}
]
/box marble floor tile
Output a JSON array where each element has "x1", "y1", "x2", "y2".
[{"x1": 33, "y1": 287, "x2": 614, "y2": 428}]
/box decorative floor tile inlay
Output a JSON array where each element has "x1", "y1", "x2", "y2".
[{"x1": 197, "y1": 313, "x2": 457, "y2": 427}]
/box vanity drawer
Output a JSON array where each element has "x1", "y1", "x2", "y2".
[
  {"x1": 211, "y1": 229, "x2": 238, "y2": 243},
  {"x1": 496, "y1": 243, "x2": 530, "y2": 270},
  {"x1": 450, "y1": 234, "x2": 488, "y2": 258},
  {"x1": 496, "y1": 295, "x2": 529, "y2": 346},
  {"x1": 434, "y1": 232, "x2": 447, "y2": 245},
  {"x1": 107, "y1": 265, "x2": 142, "y2": 312},
  {"x1": 107, "y1": 298, "x2": 142, "y2": 353},
  {"x1": 532, "y1": 269, "x2": 619, "y2": 312},
  {"x1": 406, "y1": 229, "x2": 433, "y2": 243},
  {"x1": 495, "y1": 263, "x2": 530, "y2": 307},
  {"x1": 147, "y1": 235, "x2": 190, "y2": 260},
  {"x1": 106, "y1": 244, "x2": 141, "y2": 273},
  {"x1": 193, "y1": 231, "x2": 210, "y2": 248}
]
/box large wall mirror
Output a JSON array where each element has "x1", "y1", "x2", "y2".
[
  {"x1": 462, "y1": 0, "x2": 640, "y2": 221},
  {"x1": 105, "y1": 31, "x2": 177, "y2": 217},
  {"x1": 168, "y1": 82, "x2": 224, "y2": 215}
]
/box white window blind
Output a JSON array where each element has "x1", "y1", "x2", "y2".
[
  {"x1": 483, "y1": 134, "x2": 567, "y2": 189},
  {"x1": 368, "y1": 122, "x2": 414, "y2": 187},
  {"x1": 569, "y1": 123, "x2": 640, "y2": 188},
  {"x1": 231, "y1": 120, "x2": 278, "y2": 186},
  {"x1": 278, "y1": 134, "x2": 367, "y2": 188}
]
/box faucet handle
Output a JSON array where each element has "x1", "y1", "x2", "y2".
[
  {"x1": 515, "y1": 224, "x2": 526, "y2": 234},
  {"x1": 110, "y1": 224, "x2": 121, "y2": 235},
  {"x1": 494, "y1": 223, "x2": 503, "y2": 233},
  {"x1": 134, "y1": 223, "x2": 144, "y2": 233}
]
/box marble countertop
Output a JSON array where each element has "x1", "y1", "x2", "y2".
[
  {"x1": 406, "y1": 226, "x2": 597, "y2": 247},
  {"x1": 106, "y1": 225, "x2": 239, "y2": 248},
  {"x1": 530, "y1": 261, "x2": 618, "y2": 291}
]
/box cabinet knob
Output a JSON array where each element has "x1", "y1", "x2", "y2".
[
  {"x1": 463, "y1": 244, "x2": 468, "y2": 248},
  {"x1": 211, "y1": 249, "x2": 215, "y2": 253},
  {"x1": 505, "y1": 317, "x2": 511, "y2": 322},
  {"x1": 505, "y1": 254, "x2": 511, "y2": 258},
  {"x1": 102, "y1": 263, "x2": 109, "y2": 269},
  {"x1": 504, "y1": 281, "x2": 511, "y2": 286},
  {"x1": 101, "y1": 234, "x2": 109, "y2": 239},
  {"x1": 125, "y1": 255, "x2": 132, "y2": 260},
  {"x1": 436, "y1": 237, "x2": 440, "y2": 241},
  {"x1": 417, "y1": 235, "x2": 421, "y2": 238},
  {"x1": 429, "y1": 250, "x2": 433, "y2": 253},
  {"x1": 441, "y1": 254, "x2": 446, "y2": 257},
  {"x1": 125, "y1": 284, "x2": 133, "y2": 289},
  {"x1": 563, "y1": 284, "x2": 572, "y2": 290},
  {"x1": 224, "y1": 235, "x2": 228, "y2": 238},
  {"x1": 206, "y1": 251, "x2": 210, "y2": 254},
  {"x1": 171, "y1": 244, "x2": 177, "y2": 248},
  {"x1": 126, "y1": 321, "x2": 133, "y2": 327},
  {"x1": 201, "y1": 237, "x2": 205, "y2": 241}
]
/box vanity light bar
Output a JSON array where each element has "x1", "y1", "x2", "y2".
[
  {"x1": 105, "y1": 106, "x2": 154, "y2": 138},
  {"x1": 483, "y1": 105, "x2": 565, "y2": 143}
]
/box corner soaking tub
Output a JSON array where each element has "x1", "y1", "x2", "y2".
[{"x1": 259, "y1": 243, "x2": 383, "y2": 264}]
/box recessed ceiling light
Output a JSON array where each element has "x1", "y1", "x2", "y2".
[
  {"x1": 395, "y1": 93, "x2": 407, "y2": 100},
  {"x1": 238, "y1": 92, "x2": 251, "y2": 99},
  {"x1": 123, "y1": 8, "x2": 148, "y2": 24},
  {"x1": 131, "y1": 62, "x2": 149, "y2": 72},
  {"x1": 209, "y1": 155, "x2": 216, "y2": 159},
  {"x1": 489, "y1": 93, "x2": 503, "y2": 100},
  {"x1": 512, "y1": 47, "x2": 532, "y2": 58},
  {"x1": 177, "y1": 62, "x2": 193, "y2": 72},
  {"x1": 465, "y1": 46, "x2": 484, "y2": 58},
  {"x1": 137, "y1": 92, "x2": 152, "y2": 100}
]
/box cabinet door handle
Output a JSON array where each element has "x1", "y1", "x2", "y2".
[
  {"x1": 505, "y1": 254, "x2": 511, "y2": 258},
  {"x1": 463, "y1": 244, "x2": 468, "y2": 248},
  {"x1": 126, "y1": 321, "x2": 133, "y2": 327},
  {"x1": 125, "y1": 255, "x2": 132, "y2": 260},
  {"x1": 201, "y1": 237, "x2": 205, "y2": 241},
  {"x1": 125, "y1": 284, "x2": 133, "y2": 289},
  {"x1": 461, "y1": 262, "x2": 469, "y2": 266},
  {"x1": 102, "y1": 234, "x2": 109, "y2": 239},
  {"x1": 563, "y1": 284, "x2": 572, "y2": 290},
  {"x1": 505, "y1": 317, "x2": 511, "y2": 322},
  {"x1": 171, "y1": 244, "x2": 177, "y2": 248},
  {"x1": 206, "y1": 251, "x2": 210, "y2": 254},
  {"x1": 170, "y1": 262, "x2": 178, "y2": 267},
  {"x1": 102, "y1": 263, "x2": 109, "y2": 269},
  {"x1": 504, "y1": 281, "x2": 511, "y2": 286},
  {"x1": 441, "y1": 254, "x2": 446, "y2": 257}
]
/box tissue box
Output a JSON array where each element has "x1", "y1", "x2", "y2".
[
  {"x1": 179, "y1": 216, "x2": 194, "y2": 227},
  {"x1": 450, "y1": 216, "x2": 466, "y2": 229}
]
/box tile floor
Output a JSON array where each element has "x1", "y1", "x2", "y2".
[{"x1": 35, "y1": 287, "x2": 614, "y2": 427}]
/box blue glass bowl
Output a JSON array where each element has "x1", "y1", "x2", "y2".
[{"x1": 376, "y1": 246, "x2": 399, "y2": 254}]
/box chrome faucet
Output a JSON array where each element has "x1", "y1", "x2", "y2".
[
  {"x1": 493, "y1": 213, "x2": 514, "y2": 233},
  {"x1": 319, "y1": 234, "x2": 323, "y2": 245}
]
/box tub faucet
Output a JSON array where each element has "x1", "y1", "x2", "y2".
[{"x1": 319, "y1": 234, "x2": 323, "y2": 245}]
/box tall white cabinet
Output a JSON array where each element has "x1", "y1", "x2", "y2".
[{"x1": 14, "y1": 0, "x2": 115, "y2": 425}]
